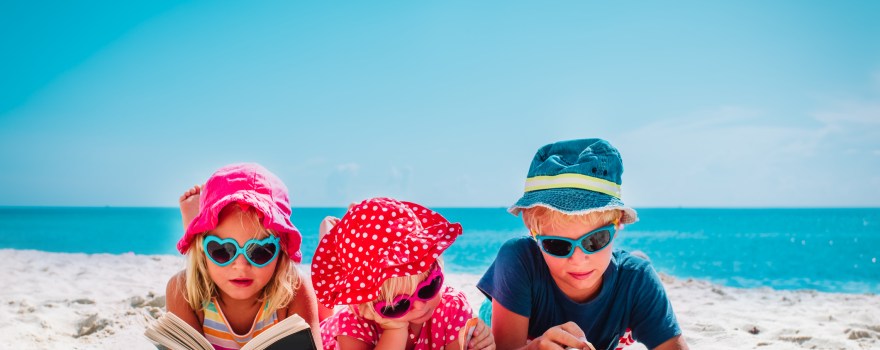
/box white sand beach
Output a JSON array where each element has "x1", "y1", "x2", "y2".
[{"x1": 3, "y1": 249, "x2": 879, "y2": 350}]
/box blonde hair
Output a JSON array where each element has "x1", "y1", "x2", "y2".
[
  {"x1": 522, "y1": 207, "x2": 622, "y2": 236},
  {"x1": 356, "y1": 259, "x2": 443, "y2": 318},
  {"x1": 183, "y1": 204, "x2": 300, "y2": 312}
]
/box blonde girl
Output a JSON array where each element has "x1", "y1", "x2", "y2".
[
  {"x1": 165, "y1": 163, "x2": 322, "y2": 349},
  {"x1": 312, "y1": 197, "x2": 495, "y2": 350}
]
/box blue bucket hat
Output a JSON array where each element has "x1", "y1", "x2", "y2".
[{"x1": 509, "y1": 138, "x2": 638, "y2": 224}]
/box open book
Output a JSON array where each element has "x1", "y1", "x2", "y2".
[{"x1": 144, "y1": 312, "x2": 317, "y2": 350}]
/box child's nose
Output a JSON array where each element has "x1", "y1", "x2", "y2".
[
  {"x1": 570, "y1": 246, "x2": 590, "y2": 260},
  {"x1": 410, "y1": 300, "x2": 427, "y2": 311},
  {"x1": 230, "y1": 254, "x2": 250, "y2": 268}
]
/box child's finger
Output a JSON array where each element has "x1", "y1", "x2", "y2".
[
  {"x1": 469, "y1": 330, "x2": 493, "y2": 350},
  {"x1": 558, "y1": 322, "x2": 586, "y2": 338},
  {"x1": 544, "y1": 325, "x2": 587, "y2": 349},
  {"x1": 469, "y1": 320, "x2": 490, "y2": 345},
  {"x1": 321, "y1": 216, "x2": 340, "y2": 227},
  {"x1": 319, "y1": 216, "x2": 341, "y2": 238}
]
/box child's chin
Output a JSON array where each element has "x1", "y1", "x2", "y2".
[
  {"x1": 563, "y1": 275, "x2": 601, "y2": 292},
  {"x1": 219, "y1": 285, "x2": 259, "y2": 300}
]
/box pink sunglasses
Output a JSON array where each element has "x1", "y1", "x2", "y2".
[{"x1": 373, "y1": 266, "x2": 444, "y2": 318}]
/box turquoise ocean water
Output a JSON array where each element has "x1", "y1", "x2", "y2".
[{"x1": 1, "y1": 207, "x2": 878, "y2": 294}]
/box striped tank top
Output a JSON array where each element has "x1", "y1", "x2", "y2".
[{"x1": 202, "y1": 297, "x2": 279, "y2": 350}]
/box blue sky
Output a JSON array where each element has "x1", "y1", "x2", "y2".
[{"x1": 1, "y1": 1, "x2": 879, "y2": 207}]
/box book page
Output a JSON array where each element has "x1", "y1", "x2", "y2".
[
  {"x1": 144, "y1": 312, "x2": 213, "y2": 350},
  {"x1": 241, "y1": 313, "x2": 312, "y2": 350}
]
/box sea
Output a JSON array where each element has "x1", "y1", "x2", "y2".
[{"x1": 1, "y1": 207, "x2": 878, "y2": 294}]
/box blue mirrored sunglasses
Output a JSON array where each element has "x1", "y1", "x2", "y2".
[
  {"x1": 203, "y1": 235, "x2": 280, "y2": 267},
  {"x1": 535, "y1": 223, "x2": 617, "y2": 258}
]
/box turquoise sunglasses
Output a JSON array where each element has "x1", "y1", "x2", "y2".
[
  {"x1": 203, "y1": 235, "x2": 280, "y2": 267},
  {"x1": 535, "y1": 223, "x2": 617, "y2": 258}
]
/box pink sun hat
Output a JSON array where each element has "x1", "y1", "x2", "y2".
[{"x1": 176, "y1": 163, "x2": 303, "y2": 263}]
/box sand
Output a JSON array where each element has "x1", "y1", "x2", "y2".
[{"x1": 3, "y1": 249, "x2": 879, "y2": 349}]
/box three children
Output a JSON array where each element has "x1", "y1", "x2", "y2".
[{"x1": 166, "y1": 138, "x2": 685, "y2": 350}]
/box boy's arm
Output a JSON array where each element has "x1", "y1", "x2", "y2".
[
  {"x1": 629, "y1": 265, "x2": 684, "y2": 349},
  {"x1": 165, "y1": 270, "x2": 203, "y2": 334},
  {"x1": 652, "y1": 335, "x2": 688, "y2": 350},
  {"x1": 491, "y1": 299, "x2": 529, "y2": 349},
  {"x1": 492, "y1": 300, "x2": 590, "y2": 350}
]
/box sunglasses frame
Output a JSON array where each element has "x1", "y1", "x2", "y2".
[
  {"x1": 373, "y1": 265, "x2": 445, "y2": 319},
  {"x1": 202, "y1": 235, "x2": 280, "y2": 268},
  {"x1": 535, "y1": 223, "x2": 617, "y2": 258}
]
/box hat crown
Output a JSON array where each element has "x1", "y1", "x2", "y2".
[
  {"x1": 200, "y1": 163, "x2": 291, "y2": 215},
  {"x1": 333, "y1": 198, "x2": 425, "y2": 267},
  {"x1": 531, "y1": 138, "x2": 623, "y2": 184},
  {"x1": 509, "y1": 138, "x2": 639, "y2": 224}
]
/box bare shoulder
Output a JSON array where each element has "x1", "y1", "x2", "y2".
[
  {"x1": 285, "y1": 272, "x2": 319, "y2": 319},
  {"x1": 165, "y1": 270, "x2": 188, "y2": 306},
  {"x1": 165, "y1": 270, "x2": 203, "y2": 333}
]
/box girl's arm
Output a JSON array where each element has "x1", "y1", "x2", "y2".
[
  {"x1": 491, "y1": 300, "x2": 589, "y2": 350},
  {"x1": 165, "y1": 270, "x2": 203, "y2": 333},
  {"x1": 337, "y1": 335, "x2": 373, "y2": 350},
  {"x1": 286, "y1": 274, "x2": 324, "y2": 350},
  {"x1": 355, "y1": 304, "x2": 410, "y2": 350}
]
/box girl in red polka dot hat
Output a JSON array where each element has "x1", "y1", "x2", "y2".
[{"x1": 311, "y1": 197, "x2": 496, "y2": 350}]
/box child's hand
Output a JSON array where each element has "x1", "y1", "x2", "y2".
[
  {"x1": 530, "y1": 322, "x2": 594, "y2": 350},
  {"x1": 319, "y1": 216, "x2": 340, "y2": 241},
  {"x1": 467, "y1": 319, "x2": 495, "y2": 350}
]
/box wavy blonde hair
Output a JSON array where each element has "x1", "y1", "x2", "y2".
[
  {"x1": 356, "y1": 259, "x2": 443, "y2": 318},
  {"x1": 522, "y1": 206, "x2": 622, "y2": 236},
  {"x1": 183, "y1": 205, "x2": 300, "y2": 312}
]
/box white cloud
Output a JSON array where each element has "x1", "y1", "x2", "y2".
[
  {"x1": 335, "y1": 163, "x2": 360, "y2": 174},
  {"x1": 616, "y1": 101, "x2": 880, "y2": 207}
]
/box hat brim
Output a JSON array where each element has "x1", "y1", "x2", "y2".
[{"x1": 509, "y1": 188, "x2": 638, "y2": 224}]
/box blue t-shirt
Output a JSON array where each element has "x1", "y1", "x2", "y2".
[{"x1": 477, "y1": 237, "x2": 681, "y2": 350}]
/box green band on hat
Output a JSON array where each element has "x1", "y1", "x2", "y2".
[{"x1": 524, "y1": 173, "x2": 622, "y2": 199}]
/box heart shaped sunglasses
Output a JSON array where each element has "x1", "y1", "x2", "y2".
[
  {"x1": 373, "y1": 265, "x2": 444, "y2": 318},
  {"x1": 202, "y1": 235, "x2": 280, "y2": 267}
]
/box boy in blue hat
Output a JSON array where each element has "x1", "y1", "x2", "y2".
[{"x1": 477, "y1": 139, "x2": 688, "y2": 350}]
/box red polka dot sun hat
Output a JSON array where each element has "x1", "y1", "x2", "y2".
[{"x1": 311, "y1": 197, "x2": 463, "y2": 308}]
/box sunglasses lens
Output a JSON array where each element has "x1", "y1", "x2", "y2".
[
  {"x1": 206, "y1": 241, "x2": 236, "y2": 264},
  {"x1": 540, "y1": 239, "x2": 574, "y2": 257},
  {"x1": 582, "y1": 229, "x2": 612, "y2": 252},
  {"x1": 247, "y1": 242, "x2": 277, "y2": 265},
  {"x1": 379, "y1": 299, "x2": 411, "y2": 318},
  {"x1": 417, "y1": 274, "x2": 443, "y2": 300}
]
